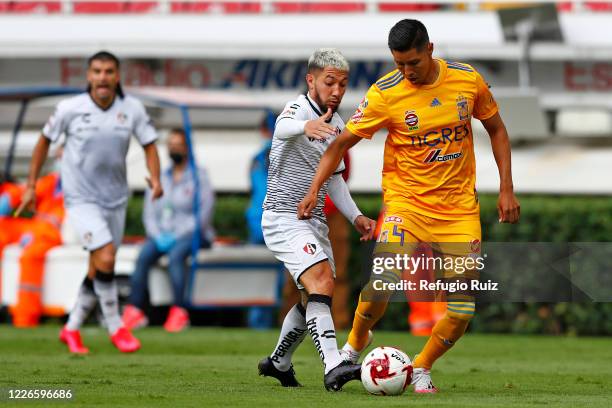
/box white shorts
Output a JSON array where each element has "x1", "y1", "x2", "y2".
[
  {"x1": 67, "y1": 203, "x2": 127, "y2": 251},
  {"x1": 262, "y1": 210, "x2": 335, "y2": 290}
]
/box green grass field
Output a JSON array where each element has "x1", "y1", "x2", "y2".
[{"x1": 1, "y1": 326, "x2": 611, "y2": 408}]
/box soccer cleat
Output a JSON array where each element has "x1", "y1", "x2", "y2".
[
  {"x1": 59, "y1": 326, "x2": 89, "y2": 354},
  {"x1": 324, "y1": 360, "x2": 362, "y2": 392},
  {"x1": 339, "y1": 330, "x2": 373, "y2": 364},
  {"x1": 163, "y1": 306, "x2": 190, "y2": 333},
  {"x1": 122, "y1": 305, "x2": 149, "y2": 331},
  {"x1": 412, "y1": 367, "x2": 438, "y2": 393},
  {"x1": 110, "y1": 327, "x2": 141, "y2": 353},
  {"x1": 258, "y1": 357, "x2": 302, "y2": 387}
]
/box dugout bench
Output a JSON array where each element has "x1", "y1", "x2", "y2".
[{"x1": 1, "y1": 243, "x2": 285, "y2": 317}]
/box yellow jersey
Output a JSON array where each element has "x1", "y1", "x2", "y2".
[{"x1": 346, "y1": 59, "x2": 498, "y2": 220}]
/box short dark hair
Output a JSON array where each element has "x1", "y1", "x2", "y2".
[
  {"x1": 388, "y1": 19, "x2": 429, "y2": 52},
  {"x1": 88, "y1": 50, "x2": 120, "y2": 68},
  {"x1": 169, "y1": 128, "x2": 186, "y2": 139}
]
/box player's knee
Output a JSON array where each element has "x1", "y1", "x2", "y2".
[
  {"x1": 446, "y1": 301, "x2": 475, "y2": 321},
  {"x1": 312, "y1": 276, "x2": 335, "y2": 296},
  {"x1": 304, "y1": 274, "x2": 335, "y2": 297},
  {"x1": 94, "y1": 251, "x2": 116, "y2": 272}
]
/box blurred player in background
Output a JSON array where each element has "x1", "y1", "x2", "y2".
[
  {"x1": 0, "y1": 150, "x2": 63, "y2": 327},
  {"x1": 122, "y1": 128, "x2": 215, "y2": 333},
  {"x1": 17, "y1": 50, "x2": 163, "y2": 354},
  {"x1": 258, "y1": 48, "x2": 376, "y2": 391},
  {"x1": 299, "y1": 19, "x2": 520, "y2": 392}
]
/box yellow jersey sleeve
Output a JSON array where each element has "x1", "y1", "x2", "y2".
[
  {"x1": 345, "y1": 84, "x2": 390, "y2": 140},
  {"x1": 473, "y1": 70, "x2": 498, "y2": 121}
]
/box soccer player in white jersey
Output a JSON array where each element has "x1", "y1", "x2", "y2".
[
  {"x1": 16, "y1": 51, "x2": 163, "y2": 354},
  {"x1": 257, "y1": 48, "x2": 376, "y2": 391}
]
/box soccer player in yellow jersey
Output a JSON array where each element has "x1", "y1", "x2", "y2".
[{"x1": 298, "y1": 19, "x2": 520, "y2": 393}]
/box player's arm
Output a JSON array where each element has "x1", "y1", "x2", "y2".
[
  {"x1": 275, "y1": 101, "x2": 336, "y2": 141},
  {"x1": 297, "y1": 128, "x2": 362, "y2": 219},
  {"x1": 14, "y1": 134, "x2": 51, "y2": 216},
  {"x1": 481, "y1": 112, "x2": 520, "y2": 223},
  {"x1": 327, "y1": 173, "x2": 376, "y2": 241},
  {"x1": 142, "y1": 142, "x2": 163, "y2": 200}
]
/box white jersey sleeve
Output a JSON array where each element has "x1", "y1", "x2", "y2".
[
  {"x1": 274, "y1": 99, "x2": 309, "y2": 140},
  {"x1": 130, "y1": 98, "x2": 158, "y2": 146},
  {"x1": 42, "y1": 99, "x2": 73, "y2": 142}
]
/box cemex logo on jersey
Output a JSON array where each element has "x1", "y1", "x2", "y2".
[
  {"x1": 424, "y1": 149, "x2": 463, "y2": 163},
  {"x1": 303, "y1": 243, "x2": 317, "y2": 255}
]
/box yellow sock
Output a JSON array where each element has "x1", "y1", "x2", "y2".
[
  {"x1": 347, "y1": 294, "x2": 388, "y2": 351},
  {"x1": 413, "y1": 313, "x2": 470, "y2": 370}
]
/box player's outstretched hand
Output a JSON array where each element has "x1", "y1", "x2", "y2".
[
  {"x1": 497, "y1": 190, "x2": 520, "y2": 223},
  {"x1": 354, "y1": 215, "x2": 376, "y2": 241},
  {"x1": 146, "y1": 177, "x2": 164, "y2": 200},
  {"x1": 13, "y1": 186, "x2": 36, "y2": 217},
  {"x1": 303, "y1": 108, "x2": 336, "y2": 141},
  {"x1": 297, "y1": 190, "x2": 318, "y2": 220}
]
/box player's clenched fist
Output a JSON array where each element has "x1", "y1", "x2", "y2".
[
  {"x1": 303, "y1": 108, "x2": 336, "y2": 141},
  {"x1": 353, "y1": 215, "x2": 377, "y2": 241},
  {"x1": 146, "y1": 177, "x2": 164, "y2": 200},
  {"x1": 297, "y1": 190, "x2": 317, "y2": 219}
]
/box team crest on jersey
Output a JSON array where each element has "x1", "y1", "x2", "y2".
[
  {"x1": 351, "y1": 97, "x2": 369, "y2": 124},
  {"x1": 117, "y1": 112, "x2": 128, "y2": 124},
  {"x1": 456, "y1": 94, "x2": 469, "y2": 121},
  {"x1": 83, "y1": 232, "x2": 93, "y2": 245},
  {"x1": 384, "y1": 216, "x2": 403, "y2": 224},
  {"x1": 377, "y1": 229, "x2": 389, "y2": 243},
  {"x1": 303, "y1": 243, "x2": 317, "y2": 255},
  {"x1": 404, "y1": 110, "x2": 419, "y2": 131}
]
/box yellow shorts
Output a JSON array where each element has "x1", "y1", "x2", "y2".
[
  {"x1": 377, "y1": 207, "x2": 481, "y2": 248},
  {"x1": 372, "y1": 207, "x2": 482, "y2": 304}
]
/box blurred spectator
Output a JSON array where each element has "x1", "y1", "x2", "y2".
[
  {"x1": 245, "y1": 111, "x2": 275, "y2": 329},
  {"x1": 245, "y1": 111, "x2": 275, "y2": 244},
  {"x1": 0, "y1": 149, "x2": 64, "y2": 327},
  {"x1": 122, "y1": 128, "x2": 215, "y2": 333}
]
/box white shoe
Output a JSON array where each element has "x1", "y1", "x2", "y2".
[
  {"x1": 411, "y1": 367, "x2": 438, "y2": 393},
  {"x1": 339, "y1": 330, "x2": 373, "y2": 364}
]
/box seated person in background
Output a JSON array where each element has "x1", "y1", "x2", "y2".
[
  {"x1": 0, "y1": 149, "x2": 64, "y2": 327},
  {"x1": 122, "y1": 128, "x2": 215, "y2": 332}
]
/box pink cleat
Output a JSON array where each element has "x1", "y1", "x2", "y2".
[
  {"x1": 111, "y1": 327, "x2": 141, "y2": 353},
  {"x1": 163, "y1": 306, "x2": 190, "y2": 333},
  {"x1": 59, "y1": 326, "x2": 89, "y2": 354},
  {"x1": 122, "y1": 305, "x2": 149, "y2": 330}
]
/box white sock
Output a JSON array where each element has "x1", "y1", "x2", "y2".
[
  {"x1": 306, "y1": 294, "x2": 343, "y2": 374},
  {"x1": 270, "y1": 303, "x2": 307, "y2": 371},
  {"x1": 66, "y1": 277, "x2": 97, "y2": 331},
  {"x1": 93, "y1": 273, "x2": 123, "y2": 335}
]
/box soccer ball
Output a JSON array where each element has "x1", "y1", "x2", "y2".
[{"x1": 361, "y1": 346, "x2": 413, "y2": 396}]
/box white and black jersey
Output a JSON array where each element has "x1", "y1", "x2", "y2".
[
  {"x1": 263, "y1": 94, "x2": 345, "y2": 222},
  {"x1": 43, "y1": 93, "x2": 157, "y2": 208}
]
